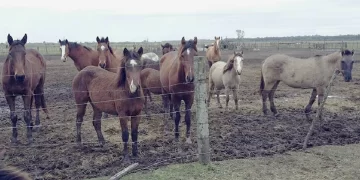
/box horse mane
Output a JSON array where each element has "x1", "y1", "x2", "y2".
[
  {"x1": 116, "y1": 59, "x2": 126, "y2": 87},
  {"x1": 0, "y1": 165, "x2": 32, "y2": 180},
  {"x1": 98, "y1": 37, "x2": 114, "y2": 55},
  {"x1": 223, "y1": 53, "x2": 243, "y2": 74}
]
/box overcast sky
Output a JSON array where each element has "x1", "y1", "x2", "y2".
[{"x1": 0, "y1": 0, "x2": 359, "y2": 43}]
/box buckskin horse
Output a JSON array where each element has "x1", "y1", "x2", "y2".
[{"x1": 260, "y1": 49, "x2": 355, "y2": 120}]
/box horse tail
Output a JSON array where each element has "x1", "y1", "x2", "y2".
[{"x1": 259, "y1": 68, "x2": 265, "y2": 95}]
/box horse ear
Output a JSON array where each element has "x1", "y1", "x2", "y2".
[
  {"x1": 352, "y1": 49, "x2": 355, "y2": 56},
  {"x1": 194, "y1": 37, "x2": 197, "y2": 45},
  {"x1": 58, "y1": 39, "x2": 61, "y2": 44},
  {"x1": 181, "y1": 37, "x2": 186, "y2": 45},
  {"x1": 137, "y1": 47, "x2": 143, "y2": 57},
  {"x1": 96, "y1": 36, "x2": 100, "y2": 43},
  {"x1": 123, "y1": 48, "x2": 130, "y2": 57},
  {"x1": 21, "y1": 33, "x2": 27, "y2": 45},
  {"x1": 65, "y1": 39, "x2": 68, "y2": 44},
  {"x1": 7, "y1": 34, "x2": 13, "y2": 45},
  {"x1": 105, "y1": 37, "x2": 109, "y2": 44},
  {"x1": 240, "y1": 50, "x2": 243, "y2": 55},
  {"x1": 161, "y1": 44, "x2": 164, "y2": 48},
  {"x1": 341, "y1": 50, "x2": 345, "y2": 56}
]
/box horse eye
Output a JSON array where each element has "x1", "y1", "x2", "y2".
[{"x1": 341, "y1": 61, "x2": 345, "y2": 64}]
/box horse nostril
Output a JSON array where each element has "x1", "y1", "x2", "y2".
[{"x1": 15, "y1": 74, "x2": 25, "y2": 82}]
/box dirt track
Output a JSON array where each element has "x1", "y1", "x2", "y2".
[{"x1": 0, "y1": 48, "x2": 359, "y2": 180}]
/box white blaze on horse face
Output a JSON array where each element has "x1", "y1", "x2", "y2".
[
  {"x1": 187, "y1": 49, "x2": 190, "y2": 55},
  {"x1": 130, "y1": 59, "x2": 137, "y2": 67},
  {"x1": 235, "y1": 56, "x2": 243, "y2": 74},
  {"x1": 60, "y1": 45, "x2": 66, "y2": 61},
  {"x1": 100, "y1": 45, "x2": 106, "y2": 51},
  {"x1": 216, "y1": 39, "x2": 220, "y2": 48},
  {"x1": 130, "y1": 79, "x2": 137, "y2": 93}
]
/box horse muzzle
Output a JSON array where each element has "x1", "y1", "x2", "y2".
[
  {"x1": 61, "y1": 57, "x2": 67, "y2": 62},
  {"x1": 236, "y1": 70, "x2": 242, "y2": 75},
  {"x1": 99, "y1": 63, "x2": 106, "y2": 69},
  {"x1": 186, "y1": 76, "x2": 194, "y2": 83},
  {"x1": 15, "y1": 74, "x2": 25, "y2": 82}
]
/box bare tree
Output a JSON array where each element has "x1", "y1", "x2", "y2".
[{"x1": 236, "y1": 30, "x2": 245, "y2": 39}]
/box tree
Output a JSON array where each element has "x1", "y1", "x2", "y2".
[{"x1": 236, "y1": 30, "x2": 245, "y2": 39}]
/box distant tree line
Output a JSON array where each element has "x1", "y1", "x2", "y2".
[{"x1": 227, "y1": 34, "x2": 360, "y2": 42}]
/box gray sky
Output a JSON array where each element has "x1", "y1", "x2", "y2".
[{"x1": 0, "y1": 0, "x2": 359, "y2": 43}]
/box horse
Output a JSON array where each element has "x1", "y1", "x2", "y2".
[
  {"x1": 0, "y1": 149, "x2": 32, "y2": 180},
  {"x1": 208, "y1": 51, "x2": 244, "y2": 111},
  {"x1": 140, "y1": 68, "x2": 164, "y2": 118},
  {"x1": 260, "y1": 49, "x2": 355, "y2": 120},
  {"x1": 159, "y1": 37, "x2": 197, "y2": 143},
  {"x1": 141, "y1": 57, "x2": 160, "y2": 71},
  {"x1": 2, "y1": 34, "x2": 49, "y2": 144},
  {"x1": 72, "y1": 47, "x2": 144, "y2": 162},
  {"x1": 58, "y1": 39, "x2": 99, "y2": 71},
  {"x1": 96, "y1": 36, "x2": 122, "y2": 73},
  {"x1": 161, "y1": 43, "x2": 174, "y2": 55},
  {"x1": 206, "y1": 36, "x2": 221, "y2": 68}
]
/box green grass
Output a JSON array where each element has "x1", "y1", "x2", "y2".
[{"x1": 88, "y1": 144, "x2": 360, "y2": 180}]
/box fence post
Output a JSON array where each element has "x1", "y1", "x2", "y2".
[{"x1": 194, "y1": 56, "x2": 210, "y2": 165}]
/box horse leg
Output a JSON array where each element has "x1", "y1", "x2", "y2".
[
  {"x1": 225, "y1": 87, "x2": 231, "y2": 111},
  {"x1": 161, "y1": 94, "x2": 170, "y2": 134},
  {"x1": 22, "y1": 94, "x2": 33, "y2": 144},
  {"x1": 184, "y1": 96, "x2": 194, "y2": 144},
  {"x1": 316, "y1": 87, "x2": 325, "y2": 123},
  {"x1": 169, "y1": 94, "x2": 174, "y2": 119},
  {"x1": 172, "y1": 95, "x2": 182, "y2": 142},
  {"x1": 269, "y1": 81, "x2": 280, "y2": 116},
  {"x1": 131, "y1": 116, "x2": 140, "y2": 157},
  {"x1": 216, "y1": 89, "x2": 222, "y2": 108},
  {"x1": 304, "y1": 88, "x2": 317, "y2": 121},
  {"x1": 92, "y1": 108, "x2": 105, "y2": 147},
  {"x1": 76, "y1": 103, "x2": 87, "y2": 146},
  {"x1": 120, "y1": 116, "x2": 130, "y2": 162},
  {"x1": 207, "y1": 79, "x2": 215, "y2": 107},
  {"x1": 144, "y1": 94, "x2": 150, "y2": 120},
  {"x1": 33, "y1": 92, "x2": 42, "y2": 132},
  {"x1": 233, "y1": 87, "x2": 239, "y2": 110},
  {"x1": 5, "y1": 95, "x2": 18, "y2": 144}
]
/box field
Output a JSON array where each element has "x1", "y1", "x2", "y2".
[{"x1": 0, "y1": 47, "x2": 359, "y2": 180}]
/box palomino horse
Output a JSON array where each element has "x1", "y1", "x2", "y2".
[
  {"x1": 140, "y1": 68, "x2": 164, "y2": 118},
  {"x1": 160, "y1": 37, "x2": 197, "y2": 143},
  {"x1": 206, "y1": 36, "x2": 221, "y2": 68},
  {"x1": 58, "y1": 39, "x2": 99, "y2": 71},
  {"x1": 260, "y1": 49, "x2": 355, "y2": 120},
  {"x1": 96, "y1": 36, "x2": 121, "y2": 73},
  {"x1": 208, "y1": 51, "x2": 244, "y2": 111},
  {"x1": 0, "y1": 149, "x2": 32, "y2": 180},
  {"x1": 2, "y1": 34, "x2": 49, "y2": 144},
  {"x1": 72, "y1": 47, "x2": 144, "y2": 162},
  {"x1": 161, "y1": 43, "x2": 174, "y2": 55}
]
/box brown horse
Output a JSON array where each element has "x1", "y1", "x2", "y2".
[
  {"x1": 260, "y1": 49, "x2": 355, "y2": 120},
  {"x1": 58, "y1": 39, "x2": 99, "y2": 71},
  {"x1": 96, "y1": 36, "x2": 121, "y2": 73},
  {"x1": 140, "y1": 68, "x2": 164, "y2": 118},
  {"x1": 2, "y1": 34, "x2": 49, "y2": 144},
  {"x1": 161, "y1": 43, "x2": 174, "y2": 55},
  {"x1": 72, "y1": 47, "x2": 144, "y2": 161},
  {"x1": 159, "y1": 37, "x2": 197, "y2": 143},
  {"x1": 206, "y1": 36, "x2": 221, "y2": 68}
]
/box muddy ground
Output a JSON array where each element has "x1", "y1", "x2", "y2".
[{"x1": 0, "y1": 48, "x2": 359, "y2": 180}]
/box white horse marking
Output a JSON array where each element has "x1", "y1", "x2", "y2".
[
  {"x1": 100, "y1": 45, "x2": 106, "y2": 51},
  {"x1": 130, "y1": 79, "x2": 137, "y2": 93},
  {"x1": 130, "y1": 59, "x2": 137, "y2": 67},
  {"x1": 187, "y1": 49, "x2": 190, "y2": 55},
  {"x1": 60, "y1": 45, "x2": 66, "y2": 61},
  {"x1": 235, "y1": 56, "x2": 243, "y2": 74}
]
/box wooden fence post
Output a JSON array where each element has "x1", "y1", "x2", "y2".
[
  {"x1": 303, "y1": 70, "x2": 339, "y2": 149},
  {"x1": 194, "y1": 56, "x2": 210, "y2": 165}
]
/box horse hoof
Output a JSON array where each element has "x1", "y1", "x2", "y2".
[
  {"x1": 122, "y1": 156, "x2": 131, "y2": 164},
  {"x1": 27, "y1": 139, "x2": 33, "y2": 145},
  {"x1": 185, "y1": 138, "x2": 192, "y2": 144},
  {"x1": 274, "y1": 113, "x2": 281, "y2": 118},
  {"x1": 33, "y1": 126, "x2": 40, "y2": 132},
  {"x1": 10, "y1": 138, "x2": 18, "y2": 145}
]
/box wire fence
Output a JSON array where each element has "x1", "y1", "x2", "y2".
[{"x1": 0, "y1": 40, "x2": 359, "y2": 56}]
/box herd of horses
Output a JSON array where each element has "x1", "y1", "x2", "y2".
[{"x1": 1, "y1": 33, "x2": 356, "y2": 169}]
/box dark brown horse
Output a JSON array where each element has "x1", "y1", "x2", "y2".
[
  {"x1": 58, "y1": 39, "x2": 99, "y2": 71},
  {"x1": 159, "y1": 37, "x2": 197, "y2": 143},
  {"x1": 72, "y1": 47, "x2": 144, "y2": 162},
  {"x1": 2, "y1": 34, "x2": 49, "y2": 144},
  {"x1": 0, "y1": 149, "x2": 32, "y2": 180},
  {"x1": 140, "y1": 68, "x2": 164, "y2": 118},
  {"x1": 161, "y1": 43, "x2": 174, "y2": 55},
  {"x1": 96, "y1": 36, "x2": 121, "y2": 73}
]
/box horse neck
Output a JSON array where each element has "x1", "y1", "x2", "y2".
[
  {"x1": 68, "y1": 46, "x2": 88, "y2": 62},
  {"x1": 174, "y1": 58, "x2": 186, "y2": 83},
  {"x1": 213, "y1": 42, "x2": 220, "y2": 54},
  {"x1": 324, "y1": 52, "x2": 342, "y2": 70}
]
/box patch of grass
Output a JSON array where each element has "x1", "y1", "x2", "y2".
[{"x1": 89, "y1": 144, "x2": 360, "y2": 180}]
